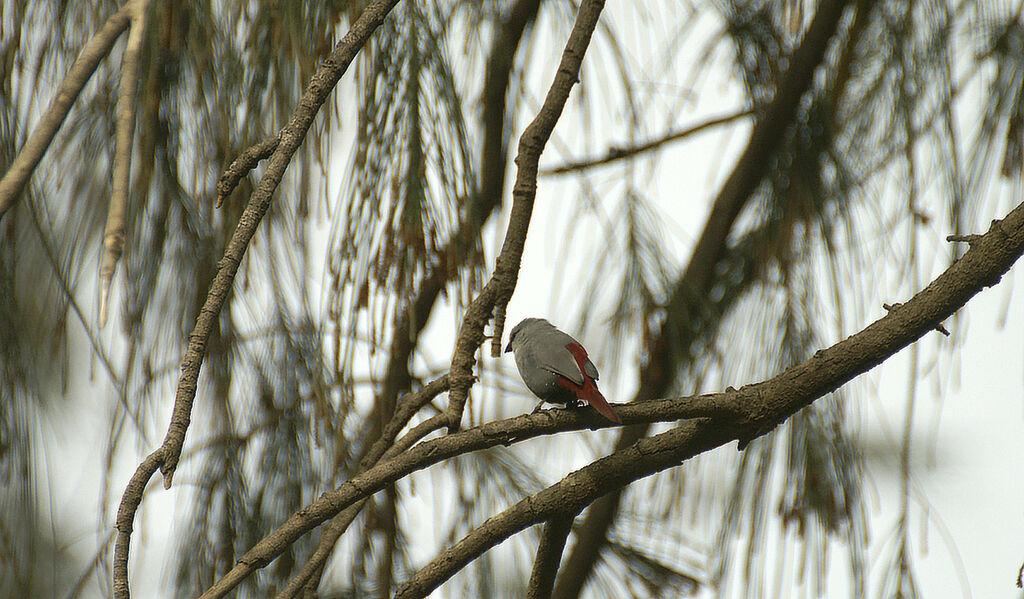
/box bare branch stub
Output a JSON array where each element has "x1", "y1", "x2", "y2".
[
  {"x1": 946, "y1": 233, "x2": 983, "y2": 244},
  {"x1": 443, "y1": 0, "x2": 608, "y2": 433},
  {"x1": 216, "y1": 135, "x2": 282, "y2": 207},
  {"x1": 883, "y1": 303, "x2": 949, "y2": 336},
  {"x1": 111, "y1": 2, "x2": 404, "y2": 598}
]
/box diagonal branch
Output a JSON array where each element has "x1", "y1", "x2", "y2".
[
  {"x1": 395, "y1": 200, "x2": 1024, "y2": 598},
  {"x1": 552, "y1": 2, "x2": 858, "y2": 595},
  {"x1": 274, "y1": 375, "x2": 450, "y2": 599},
  {"x1": 110, "y1": 2, "x2": 404, "y2": 598},
  {"x1": 200, "y1": 195, "x2": 1024, "y2": 599},
  {"x1": 99, "y1": 0, "x2": 152, "y2": 328},
  {"x1": 0, "y1": 2, "x2": 133, "y2": 220},
  {"x1": 444, "y1": 0, "x2": 607, "y2": 432}
]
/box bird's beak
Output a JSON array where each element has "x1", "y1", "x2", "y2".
[{"x1": 504, "y1": 342, "x2": 512, "y2": 353}]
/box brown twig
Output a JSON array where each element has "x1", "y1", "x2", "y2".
[
  {"x1": 0, "y1": 2, "x2": 133, "y2": 221},
  {"x1": 110, "y1": 2, "x2": 404, "y2": 598},
  {"x1": 540, "y1": 109, "x2": 755, "y2": 175},
  {"x1": 99, "y1": 0, "x2": 152, "y2": 328},
  {"x1": 394, "y1": 201, "x2": 1024, "y2": 598},
  {"x1": 215, "y1": 135, "x2": 281, "y2": 207},
  {"x1": 526, "y1": 513, "x2": 578, "y2": 599},
  {"x1": 444, "y1": 0, "x2": 607, "y2": 433}
]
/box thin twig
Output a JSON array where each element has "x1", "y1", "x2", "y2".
[
  {"x1": 540, "y1": 109, "x2": 755, "y2": 175},
  {"x1": 100, "y1": 0, "x2": 152, "y2": 328},
  {"x1": 111, "y1": 2, "x2": 404, "y2": 598}
]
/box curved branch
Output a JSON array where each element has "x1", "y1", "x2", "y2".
[
  {"x1": 293, "y1": 2, "x2": 545, "y2": 592},
  {"x1": 0, "y1": 2, "x2": 133, "y2": 220},
  {"x1": 215, "y1": 135, "x2": 281, "y2": 207},
  {"x1": 444, "y1": 0, "x2": 607, "y2": 432},
  {"x1": 396, "y1": 200, "x2": 1024, "y2": 598},
  {"x1": 111, "y1": 2, "x2": 404, "y2": 598},
  {"x1": 200, "y1": 194, "x2": 1024, "y2": 599}
]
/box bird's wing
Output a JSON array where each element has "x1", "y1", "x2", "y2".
[{"x1": 534, "y1": 329, "x2": 589, "y2": 385}]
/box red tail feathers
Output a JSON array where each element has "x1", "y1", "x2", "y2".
[{"x1": 558, "y1": 342, "x2": 622, "y2": 424}]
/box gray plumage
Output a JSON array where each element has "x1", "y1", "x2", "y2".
[{"x1": 504, "y1": 318, "x2": 621, "y2": 423}]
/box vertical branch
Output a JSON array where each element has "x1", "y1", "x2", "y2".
[
  {"x1": 99, "y1": 0, "x2": 152, "y2": 327},
  {"x1": 443, "y1": 0, "x2": 607, "y2": 432},
  {"x1": 111, "y1": 2, "x2": 404, "y2": 598},
  {"x1": 0, "y1": 2, "x2": 133, "y2": 220},
  {"x1": 526, "y1": 513, "x2": 577, "y2": 599}
]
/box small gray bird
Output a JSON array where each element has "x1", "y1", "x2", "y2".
[{"x1": 504, "y1": 318, "x2": 621, "y2": 423}]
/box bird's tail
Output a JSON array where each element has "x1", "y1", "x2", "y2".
[{"x1": 579, "y1": 385, "x2": 621, "y2": 424}]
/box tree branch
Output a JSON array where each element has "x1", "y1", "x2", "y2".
[
  {"x1": 214, "y1": 135, "x2": 281, "y2": 207},
  {"x1": 111, "y1": 2, "x2": 403, "y2": 597},
  {"x1": 552, "y1": 2, "x2": 858, "y2": 595},
  {"x1": 274, "y1": 376, "x2": 450, "y2": 599},
  {"x1": 198, "y1": 194, "x2": 1024, "y2": 599},
  {"x1": 526, "y1": 513, "x2": 577, "y2": 599},
  {"x1": 396, "y1": 201, "x2": 1024, "y2": 598},
  {"x1": 99, "y1": 0, "x2": 152, "y2": 328},
  {"x1": 444, "y1": 0, "x2": 607, "y2": 432},
  {"x1": 0, "y1": 1, "x2": 133, "y2": 220},
  {"x1": 540, "y1": 108, "x2": 754, "y2": 175}
]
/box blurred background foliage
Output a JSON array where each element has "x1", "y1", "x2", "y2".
[{"x1": 0, "y1": 0, "x2": 1021, "y2": 597}]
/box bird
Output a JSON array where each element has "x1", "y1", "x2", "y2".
[{"x1": 504, "y1": 318, "x2": 622, "y2": 424}]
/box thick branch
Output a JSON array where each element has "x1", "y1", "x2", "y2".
[
  {"x1": 111, "y1": 2, "x2": 403, "y2": 598},
  {"x1": 553, "y1": 1, "x2": 858, "y2": 595},
  {"x1": 398, "y1": 201, "x2": 1024, "y2": 598},
  {"x1": 198, "y1": 195, "x2": 1024, "y2": 599},
  {"x1": 0, "y1": 2, "x2": 132, "y2": 220},
  {"x1": 444, "y1": 0, "x2": 606, "y2": 432}
]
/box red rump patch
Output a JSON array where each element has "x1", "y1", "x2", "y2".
[{"x1": 556, "y1": 342, "x2": 622, "y2": 424}]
